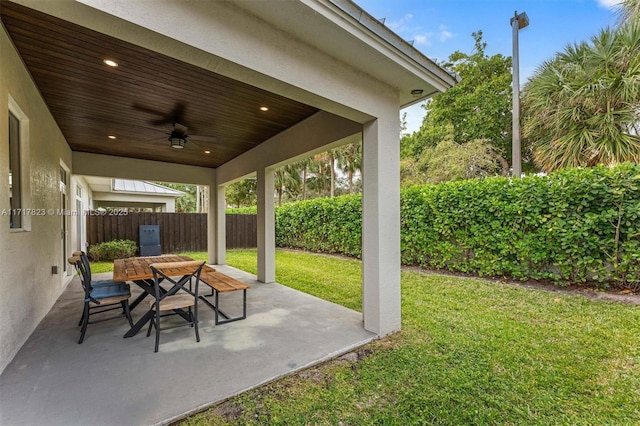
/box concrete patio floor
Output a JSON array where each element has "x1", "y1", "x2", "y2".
[{"x1": 0, "y1": 265, "x2": 376, "y2": 426}]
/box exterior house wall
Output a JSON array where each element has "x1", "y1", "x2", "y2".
[
  {"x1": 0, "y1": 26, "x2": 74, "y2": 373},
  {"x1": 92, "y1": 191, "x2": 177, "y2": 212},
  {"x1": 70, "y1": 175, "x2": 92, "y2": 252}
]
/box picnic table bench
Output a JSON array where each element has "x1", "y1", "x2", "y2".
[{"x1": 198, "y1": 269, "x2": 250, "y2": 325}]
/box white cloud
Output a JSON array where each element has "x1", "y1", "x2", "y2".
[
  {"x1": 387, "y1": 13, "x2": 415, "y2": 33},
  {"x1": 438, "y1": 25, "x2": 453, "y2": 42},
  {"x1": 386, "y1": 14, "x2": 454, "y2": 48},
  {"x1": 596, "y1": 0, "x2": 622, "y2": 9},
  {"x1": 414, "y1": 34, "x2": 432, "y2": 46}
]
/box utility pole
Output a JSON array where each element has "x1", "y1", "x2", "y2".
[{"x1": 511, "y1": 10, "x2": 529, "y2": 178}]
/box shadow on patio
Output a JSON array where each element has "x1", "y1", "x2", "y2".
[{"x1": 0, "y1": 265, "x2": 375, "y2": 426}]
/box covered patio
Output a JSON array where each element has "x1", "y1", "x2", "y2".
[
  {"x1": 0, "y1": 0, "x2": 457, "y2": 415},
  {"x1": 0, "y1": 265, "x2": 375, "y2": 425}
]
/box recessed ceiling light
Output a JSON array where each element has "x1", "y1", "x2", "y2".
[
  {"x1": 259, "y1": 106, "x2": 269, "y2": 111},
  {"x1": 107, "y1": 135, "x2": 116, "y2": 139},
  {"x1": 103, "y1": 59, "x2": 118, "y2": 67},
  {"x1": 204, "y1": 150, "x2": 211, "y2": 154}
]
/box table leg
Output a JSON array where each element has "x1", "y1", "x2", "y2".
[
  {"x1": 123, "y1": 309, "x2": 154, "y2": 338},
  {"x1": 129, "y1": 292, "x2": 148, "y2": 311},
  {"x1": 128, "y1": 279, "x2": 160, "y2": 311}
]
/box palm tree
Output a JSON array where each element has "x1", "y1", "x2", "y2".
[
  {"x1": 619, "y1": 0, "x2": 640, "y2": 24},
  {"x1": 522, "y1": 23, "x2": 640, "y2": 171},
  {"x1": 307, "y1": 155, "x2": 331, "y2": 198},
  {"x1": 336, "y1": 142, "x2": 362, "y2": 194},
  {"x1": 312, "y1": 151, "x2": 336, "y2": 197},
  {"x1": 293, "y1": 158, "x2": 311, "y2": 200},
  {"x1": 274, "y1": 164, "x2": 301, "y2": 206}
]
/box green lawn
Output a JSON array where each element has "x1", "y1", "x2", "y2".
[
  {"x1": 91, "y1": 250, "x2": 640, "y2": 424},
  {"x1": 178, "y1": 249, "x2": 640, "y2": 425}
]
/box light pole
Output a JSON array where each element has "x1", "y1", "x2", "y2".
[{"x1": 511, "y1": 10, "x2": 528, "y2": 178}]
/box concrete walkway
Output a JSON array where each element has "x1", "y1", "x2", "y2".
[{"x1": 0, "y1": 265, "x2": 375, "y2": 425}]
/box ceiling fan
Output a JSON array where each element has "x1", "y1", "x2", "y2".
[
  {"x1": 134, "y1": 102, "x2": 218, "y2": 150},
  {"x1": 166, "y1": 122, "x2": 218, "y2": 150}
]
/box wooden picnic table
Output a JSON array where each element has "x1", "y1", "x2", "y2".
[
  {"x1": 113, "y1": 255, "x2": 212, "y2": 282},
  {"x1": 114, "y1": 255, "x2": 249, "y2": 336},
  {"x1": 114, "y1": 255, "x2": 214, "y2": 338}
]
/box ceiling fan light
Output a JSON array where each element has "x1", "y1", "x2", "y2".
[{"x1": 169, "y1": 135, "x2": 186, "y2": 149}]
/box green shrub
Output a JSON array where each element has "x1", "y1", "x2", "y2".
[
  {"x1": 401, "y1": 164, "x2": 640, "y2": 288},
  {"x1": 276, "y1": 195, "x2": 362, "y2": 257},
  {"x1": 88, "y1": 239, "x2": 138, "y2": 261},
  {"x1": 274, "y1": 163, "x2": 640, "y2": 289}
]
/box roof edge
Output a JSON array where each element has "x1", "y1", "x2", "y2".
[{"x1": 324, "y1": 0, "x2": 459, "y2": 94}]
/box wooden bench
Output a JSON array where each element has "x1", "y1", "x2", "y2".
[{"x1": 198, "y1": 270, "x2": 250, "y2": 325}]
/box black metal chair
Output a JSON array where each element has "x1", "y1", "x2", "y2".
[
  {"x1": 68, "y1": 253, "x2": 134, "y2": 344},
  {"x1": 72, "y1": 251, "x2": 126, "y2": 325},
  {"x1": 147, "y1": 260, "x2": 205, "y2": 352}
]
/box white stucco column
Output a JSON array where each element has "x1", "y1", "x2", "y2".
[
  {"x1": 256, "y1": 167, "x2": 276, "y2": 283},
  {"x1": 362, "y1": 116, "x2": 401, "y2": 336},
  {"x1": 215, "y1": 184, "x2": 226, "y2": 265},
  {"x1": 207, "y1": 171, "x2": 220, "y2": 265}
]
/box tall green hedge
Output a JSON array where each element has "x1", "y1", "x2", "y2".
[
  {"x1": 276, "y1": 195, "x2": 362, "y2": 257},
  {"x1": 274, "y1": 163, "x2": 640, "y2": 289}
]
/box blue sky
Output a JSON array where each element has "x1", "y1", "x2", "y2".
[{"x1": 354, "y1": 0, "x2": 623, "y2": 132}]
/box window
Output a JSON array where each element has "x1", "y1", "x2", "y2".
[
  {"x1": 8, "y1": 112, "x2": 21, "y2": 229},
  {"x1": 75, "y1": 184, "x2": 83, "y2": 250},
  {"x1": 8, "y1": 96, "x2": 30, "y2": 232}
]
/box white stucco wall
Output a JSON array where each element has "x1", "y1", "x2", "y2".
[{"x1": 0, "y1": 26, "x2": 74, "y2": 374}]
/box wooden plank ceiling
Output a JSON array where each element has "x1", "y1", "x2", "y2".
[{"x1": 0, "y1": 1, "x2": 319, "y2": 168}]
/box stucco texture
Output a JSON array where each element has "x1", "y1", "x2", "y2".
[{"x1": 0, "y1": 26, "x2": 73, "y2": 374}]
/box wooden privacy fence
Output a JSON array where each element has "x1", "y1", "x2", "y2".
[{"x1": 86, "y1": 212, "x2": 257, "y2": 252}]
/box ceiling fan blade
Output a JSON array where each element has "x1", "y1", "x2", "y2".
[
  {"x1": 151, "y1": 117, "x2": 174, "y2": 126},
  {"x1": 187, "y1": 139, "x2": 215, "y2": 152},
  {"x1": 188, "y1": 134, "x2": 218, "y2": 143},
  {"x1": 174, "y1": 122, "x2": 189, "y2": 134},
  {"x1": 132, "y1": 103, "x2": 167, "y2": 117},
  {"x1": 133, "y1": 103, "x2": 175, "y2": 125},
  {"x1": 133, "y1": 102, "x2": 193, "y2": 128}
]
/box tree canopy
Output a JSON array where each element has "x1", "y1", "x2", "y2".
[{"x1": 401, "y1": 31, "x2": 512, "y2": 179}]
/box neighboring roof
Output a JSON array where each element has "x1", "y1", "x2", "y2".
[
  {"x1": 112, "y1": 179, "x2": 184, "y2": 197},
  {"x1": 84, "y1": 176, "x2": 185, "y2": 197}
]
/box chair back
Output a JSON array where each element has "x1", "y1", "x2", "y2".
[
  {"x1": 73, "y1": 250, "x2": 92, "y2": 281},
  {"x1": 150, "y1": 260, "x2": 205, "y2": 307},
  {"x1": 67, "y1": 253, "x2": 92, "y2": 296}
]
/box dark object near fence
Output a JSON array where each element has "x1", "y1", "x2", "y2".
[
  {"x1": 86, "y1": 212, "x2": 256, "y2": 253},
  {"x1": 139, "y1": 225, "x2": 161, "y2": 256}
]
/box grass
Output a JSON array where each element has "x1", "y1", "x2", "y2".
[
  {"x1": 90, "y1": 260, "x2": 114, "y2": 274},
  {"x1": 91, "y1": 250, "x2": 640, "y2": 424}
]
